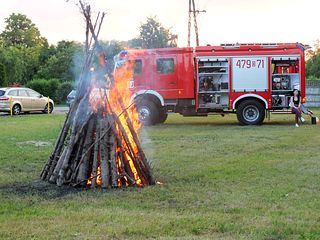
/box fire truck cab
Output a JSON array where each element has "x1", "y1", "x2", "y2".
[{"x1": 120, "y1": 43, "x2": 306, "y2": 125}]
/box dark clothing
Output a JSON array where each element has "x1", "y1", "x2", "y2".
[
  {"x1": 293, "y1": 97, "x2": 300, "y2": 107},
  {"x1": 292, "y1": 107, "x2": 301, "y2": 117},
  {"x1": 292, "y1": 107, "x2": 302, "y2": 124},
  {"x1": 290, "y1": 94, "x2": 301, "y2": 124}
]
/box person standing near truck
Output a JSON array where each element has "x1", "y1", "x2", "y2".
[{"x1": 290, "y1": 89, "x2": 304, "y2": 127}]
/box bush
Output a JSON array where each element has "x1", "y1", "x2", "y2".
[
  {"x1": 0, "y1": 63, "x2": 8, "y2": 87},
  {"x1": 25, "y1": 78, "x2": 73, "y2": 103},
  {"x1": 56, "y1": 81, "x2": 74, "y2": 103},
  {"x1": 306, "y1": 54, "x2": 320, "y2": 79}
]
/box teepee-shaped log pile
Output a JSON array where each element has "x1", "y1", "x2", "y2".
[{"x1": 40, "y1": 1, "x2": 155, "y2": 188}]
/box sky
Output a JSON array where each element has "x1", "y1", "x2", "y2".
[{"x1": 0, "y1": 0, "x2": 319, "y2": 48}]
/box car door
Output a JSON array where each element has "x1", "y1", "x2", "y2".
[
  {"x1": 6, "y1": 89, "x2": 18, "y2": 110},
  {"x1": 27, "y1": 89, "x2": 46, "y2": 110},
  {"x1": 18, "y1": 89, "x2": 32, "y2": 110}
]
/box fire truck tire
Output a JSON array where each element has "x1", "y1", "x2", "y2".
[
  {"x1": 136, "y1": 100, "x2": 159, "y2": 126},
  {"x1": 157, "y1": 110, "x2": 168, "y2": 124},
  {"x1": 236, "y1": 99, "x2": 265, "y2": 125}
]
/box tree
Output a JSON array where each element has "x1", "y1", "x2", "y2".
[
  {"x1": 0, "y1": 44, "x2": 45, "y2": 85},
  {"x1": 306, "y1": 40, "x2": 320, "y2": 80},
  {"x1": 0, "y1": 63, "x2": 7, "y2": 86},
  {"x1": 129, "y1": 17, "x2": 177, "y2": 49},
  {"x1": 0, "y1": 13, "x2": 49, "y2": 84},
  {"x1": 0, "y1": 13, "x2": 47, "y2": 48},
  {"x1": 98, "y1": 40, "x2": 124, "y2": 72},
  {"x1": 306, "y1": 55, "x2": 320, "y2": 80},
  {"x1": 0, "y1": 46, "x2": 27, "y2": 85},
  {"x1": 100, "y1": 40, "x2": 123, "y2": 61},
  {"x1": 35, "y1": 41, "x2": 83, "y2": 81}
]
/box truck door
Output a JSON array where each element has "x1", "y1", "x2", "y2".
[
  {"x1": 133, "y1": 59, "x2": 146, "y2": 88},
  {"x1": 154, "y1": 56, "x2": 178, "y2": 99}
]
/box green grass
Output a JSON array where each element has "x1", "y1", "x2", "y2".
[{"x1": 0, "y1": 112, "x2": 320, "y2": 239}]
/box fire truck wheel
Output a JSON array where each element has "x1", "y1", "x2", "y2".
[
  {"x1": 237, "y1": 100, "x2": 265, "y2": 125},
  {"x1": 157, "y1": 110, "x2": 168, "y2": 124},
  {"x1": 136, "y1": 100, "x2": 159, "y2": 126}
]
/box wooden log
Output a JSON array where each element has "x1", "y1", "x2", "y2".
[
  {"x1": 74, "y1": 118, "x2": 95, "y2": 184},
  {"x1": 65, "y1": 133, "x2": 86, "y2": 183},
  {"x1": 41, "y1": 109, "x2": 71, "y2": 180},
  {"x1": 106, "y1": 114, "x2": 135, "y2": 160},
  {"x1": 100, "y1": 118, "x2": 110, "y2": 188},
  {"x1": 79, "y1": 1, "x2": 105, "y2": 47},
  {"x1": 90, "y1": 116, "x2": 100, "y2": 188},
  {"x1": 116, "y1": 95, "x2": 155, "y2": 184},
  {"x1": 56, "y1": 107, "x2": 94, "y2": 186},
  {"x1": 109, "y1": 133, "x2": 118, "y2": 187},
  {"x1": 106, "y1": 117, "x2": 144, "y2": 185},
  {"x1": 49, "y1": 147, "x2": 68, "y2": 183},
  {"x1": 109, "y1": 113, "x2": 148, "y2": 185},
  {"x1": 117, "y1": 141, "x2": 136, "y2": 186},
  {"x1": 43, "y1": 93, "x2": 90, "y2": 181},
  {"x1": 56, "y1": 132, "x2": 77, "y2": 186},
  {"x1": 69, "y1": 131, "x2": 86, "y2": 178},
  {"x1": 104, "y1": 97, "x2": 148, "y2": 182}
]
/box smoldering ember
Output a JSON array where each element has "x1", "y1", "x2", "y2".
[{"x1": 40, "y1": 2, "x2": 155, "y2": 189}]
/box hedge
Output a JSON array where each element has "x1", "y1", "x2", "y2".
[{"x1": 26, "y1": 79, "x2": 74, "y2": 104}]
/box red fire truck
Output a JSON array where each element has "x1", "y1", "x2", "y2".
[{"x1": 117, "y1": 43, "x2": 306, "y2": 125}]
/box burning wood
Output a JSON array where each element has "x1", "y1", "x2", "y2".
[{"x1": 40, "y1": 1, "x2": 155, "y2": 188}]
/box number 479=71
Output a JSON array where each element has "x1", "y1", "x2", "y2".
[{"x1": 235, "y1": 59, "x2": 265, "y2": 69}]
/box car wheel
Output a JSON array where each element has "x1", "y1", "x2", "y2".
[
  {"x1": 43, "y1": 103, "x2": 53, "y2": 114},
  {"x1": 12, "y1": 104, "x2": 21, "y2": 115},
  {"x1": 237, "y1": 99, "x2": 265, "y2": 125},
  {"x1": 136, "y1": 100, "x2": 159, "y2": 126}
]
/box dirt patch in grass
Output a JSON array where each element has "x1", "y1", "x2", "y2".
[
  {"x1": 17, "y1": 141, "x2": 52, "y2": 147},
  {"x1": 0, "y1": 180, "x2": 81, "y2": 199}
]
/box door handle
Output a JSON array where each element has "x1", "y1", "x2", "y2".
[{"x1": 169, "y1": 82, "x2": 176, "y2": 85}]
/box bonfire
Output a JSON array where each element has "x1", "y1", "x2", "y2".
[{"x1": 40, "y1": 1, "x2": 155, "y2": 188}]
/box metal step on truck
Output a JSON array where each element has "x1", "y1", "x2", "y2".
[{"x1": 115, "y1": 43, "x2": 306, "y2": 125}]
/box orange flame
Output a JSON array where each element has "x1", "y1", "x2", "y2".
[{"x1": 87, "y1": 60, "x2": 142, "y2": 188}]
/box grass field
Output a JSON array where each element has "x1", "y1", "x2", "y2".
[{"x1": 0, "y1": 111, "x2": 320, "y2": 239}]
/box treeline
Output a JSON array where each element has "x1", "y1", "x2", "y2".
[
  {"x1": 0, "y1": 14, "x2": 177, "y2": 103},
  {"x1": 1, "y1": 13, "x2": 318, "y2": 103},
  {"x1": 306, "y1": 40, "x2": 320, "y2": 80}
]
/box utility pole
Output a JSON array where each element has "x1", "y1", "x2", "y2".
[{"x1": 188, "y1": 0, "x2": 206, "y2": 47}]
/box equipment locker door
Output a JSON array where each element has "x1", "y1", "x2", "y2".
[{"x1": 232, "y1": 57, "x2": 268, "y2": 91}]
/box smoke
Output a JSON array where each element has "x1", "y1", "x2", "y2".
[{"x1": 139, "y1": 126, "x2": 154, "y2": 166}]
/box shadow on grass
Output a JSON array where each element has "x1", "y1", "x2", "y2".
[
  {"x1": 0, "y1": 180, "x2": 82, "y2": 199},
  {"x1": 0, "y1": 112, "x2": 46, "y2": 118},
  {"x1": 0, "y1": 109, "x2": 68, "y2": 118},
  {"x1": 162, "y1": 120, "x2": 297, "y2": 127}
]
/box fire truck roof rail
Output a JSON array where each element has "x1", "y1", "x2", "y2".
[{"x1": 220, "y1": 43, "x2": 298, "y2": 48}]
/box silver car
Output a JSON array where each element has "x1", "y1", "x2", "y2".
[{"x1": 0, "y1": 87, "x2": 54, "y2": 115}]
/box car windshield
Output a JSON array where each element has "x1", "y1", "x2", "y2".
[
  {"x1": 0, "y1": 90, "x2": 5, "y2": 96},
  {"x1": 69, "y1": 90, "x2": 76, "y2": 97}
]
